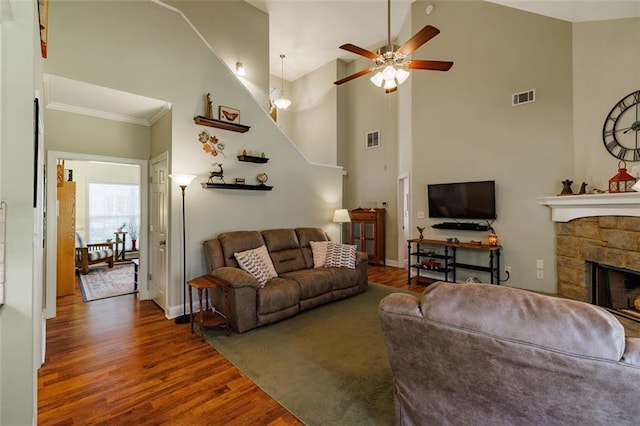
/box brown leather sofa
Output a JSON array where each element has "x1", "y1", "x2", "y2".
[
  {"x1": 379, "y1": 281, "x2": 640, "y2": 425},
  {"x1": 203, "y1": 227, "x2": 368, "y2": 333}
]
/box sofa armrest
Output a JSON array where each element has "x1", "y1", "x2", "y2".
[
  {"x1": 623, "y1": 338, "x2": 640, "y2": 366},
  {"x1": 379, "y1": 293, "x2": 423, "y2": 318},
  {"x1": 356, "y1": 251, "x2": 368, "y2": 265},
  {"x1": 210, "y1": 266, "x2": 260, "y2": 289}
]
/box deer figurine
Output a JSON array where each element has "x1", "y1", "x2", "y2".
[{"x1": 208, "y1": 163, "x2": 225, "y2": 184}]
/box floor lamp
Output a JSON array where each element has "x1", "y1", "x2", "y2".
[
  {"x1": 169, "y1": 174, "x2": 196, "y2": 324},
  {"x1": 332, "y1": 209, "x2": 351, "y2": 243}
]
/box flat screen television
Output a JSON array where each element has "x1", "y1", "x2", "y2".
[{"x1": 427, "y1": 180, "x2": 496, "y2": 220}]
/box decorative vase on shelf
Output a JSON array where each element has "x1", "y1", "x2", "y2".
[{"x1": 131, "y1": 239, "x2": 137, "y2": 251}]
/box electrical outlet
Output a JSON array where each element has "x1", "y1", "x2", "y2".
[
  {"x1": 504, "y1": 266, "x2": 511, "y2": 275},
  {"x1": 537, "y1": 269, "x2": 544, "y2": 279},
  {"x1": 536, "y1": 259, "x2": 544, "y2": 269}
]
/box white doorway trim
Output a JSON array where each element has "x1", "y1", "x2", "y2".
[
  {"x1": 397, "y1": 173, "x2": 410, "y2": 269},
  {"x1": 45, "y1": 150, "x2": 149, "y2": 319}
]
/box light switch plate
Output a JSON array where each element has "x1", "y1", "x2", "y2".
[{"x1": 417, "y1": 211, "x2": 425, "y2": 219}]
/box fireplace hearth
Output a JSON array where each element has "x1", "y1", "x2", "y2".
[
  {"x1": 539, "y1": 193, "x2": 640, "y2": 314},
  {"x1": 588, "y1": 262, "x2": 640, "y2": 322}
]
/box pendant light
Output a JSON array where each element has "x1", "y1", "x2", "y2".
[{"x1": 273, "y1": 54, "x2": 291, "y2": 110}]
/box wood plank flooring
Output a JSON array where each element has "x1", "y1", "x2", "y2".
[
  {"x1": 38, "y1": 265, "x2": 411, "y2": 425},
  {"x1": 38, "y1": 265, "x2": 639, "y2": 424}
]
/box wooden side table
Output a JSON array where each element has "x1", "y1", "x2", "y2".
[{"x1": 187, "y1": 274, "x2": 230, "y2": 339}]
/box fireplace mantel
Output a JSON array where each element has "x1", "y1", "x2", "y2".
[{"x1": 539, "y1": 192, "x2": 640, "y2": 222}]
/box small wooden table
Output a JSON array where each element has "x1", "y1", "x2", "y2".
[{"x1": 187, "y1": 274, "x2": 231, "y2": 339}]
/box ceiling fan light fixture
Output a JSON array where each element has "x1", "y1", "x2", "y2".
[
  {"x1": 382, "y1": 65, "x2": 396, "y2": 81},
  {"x1": 395, "y1": 68, "x2": 410, "y2": 84},
  {"x1": 370, "y1": 72, "x2": 384, "y2": 87},
  {"x1": 275, "y1": 53, "x2": 292, "y2": 110},
  {"x1": 333, "y1": 0, "x2": 453, "y2": 92}
]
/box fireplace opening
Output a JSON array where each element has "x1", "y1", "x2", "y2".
[{"x1": 587, "y1": 262, "x2": 640, "y2": 322}]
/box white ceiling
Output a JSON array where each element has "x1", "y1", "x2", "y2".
[
  {"x1": 261, "y1": 0, "x2": 640, "y2": 82},
  {"x1": 44, "y1": 74, "x2": 171, "y2": 126},
  {"x1": 44, "y1": 1, "x2": 640, "y2": 125}
]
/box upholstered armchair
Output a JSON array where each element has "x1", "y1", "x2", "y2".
[
  {"x1": 75, "y1": 232, "x2": 114, "y2": 275},
  {"x1": 379, "y1": 281, "x2": 640, "y2": 425}
]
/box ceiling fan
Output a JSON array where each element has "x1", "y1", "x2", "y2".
[{"x1": 333, "y1": 0, "x2": 453, "y2": 93}]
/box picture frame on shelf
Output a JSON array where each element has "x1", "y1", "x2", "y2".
[{"x1": 219, "y1": 106, "x2": 240, "y2": 124}]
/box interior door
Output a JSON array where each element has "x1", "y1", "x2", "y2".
[
  {"x1": 150, "y1": 155, "x2": 168, "y2": 312},
  {"x1": 56, "y1": 181, "x2": 76, "y2": 296}
]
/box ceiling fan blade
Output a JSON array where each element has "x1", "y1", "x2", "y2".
[
  {"x1": 333, "y1": 67, "x2": 376, "y2": 85},
  {"x1": 385, "y1": 87, "x2": 398, "y2": 94},
  {"x1": 405, "y1": 60, "x2": 454, "y2": 71},
  {"x1": 397, "y1": 25, "x2": 440, "y2": 55},
  {"x1": 339, "y1": 43, "x2": 378, "y2": 60}
]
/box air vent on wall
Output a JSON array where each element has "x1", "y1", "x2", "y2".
[{"x1": 512, "y1": 89, "x2": 535, "y2": 106}]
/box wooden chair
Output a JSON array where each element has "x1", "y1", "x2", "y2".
[{"x1": 75, "y1": 233, "x2": 115, "y2": 275}]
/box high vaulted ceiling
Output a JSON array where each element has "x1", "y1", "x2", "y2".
[
  {"x1": 44, "y1": 1, "x2": 640, "y2": 125},
  {"x1": 256, "y1": 0, "x2": 640, "y2": 82}
]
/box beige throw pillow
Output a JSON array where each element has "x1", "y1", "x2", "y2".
[
  {"x1": 310, "y1": 241, "x2": 330, "y2": 268},
  {"x1": 325, "y1": 242, "x2": 357, "y2": 269},
  {"x1": 234, "y1": 245, "x2": 278, "y2": 287},
  {"x1": 249, "y1": 245, "x2": 278, "y2": 279}
]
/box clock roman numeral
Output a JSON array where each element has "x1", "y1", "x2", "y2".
[
  {"x1": 633, "y1": 91, "x2": 640, "y2": 104},
  {"x1": 635, "y1": 148, "x2": 640, "y2": 161},
  {"x1": 616, "y1": 148, "x2": 628, "y2": 160},
  {"x1": 604, "y1": 129, "x2": 614, "y2": 137},
  {"x1": 606, "y1": 140, "x2": 619, "y2": 152},
  {"x1": 618, "y1": 99, "x2": 628, "y2": 112}
]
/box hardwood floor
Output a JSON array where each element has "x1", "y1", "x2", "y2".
[
  {"x1": 39, "y1": 265, "x2": 639, "y2": 424},
  {"x1": 38, "y1": 265, "x2": 413, "y2": 425}
]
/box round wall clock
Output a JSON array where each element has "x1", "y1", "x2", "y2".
[{"x1": 602, "y1": 89, "x2": 640, "y2": 162}]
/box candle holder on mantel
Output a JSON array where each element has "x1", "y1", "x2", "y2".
[{"x1": 609, "y1": 160, "x2": 637, "y2": 193}]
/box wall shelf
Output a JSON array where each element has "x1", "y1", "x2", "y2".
[
  {"x1": 201, "y1": 182, "x2": 272, "y2": 191},
  {"x1": 194, "y1": 115, "x2": 250, "y2": 133},
  {"x1": 237, "y1": 155, "x2": 268, "y2": 163}
]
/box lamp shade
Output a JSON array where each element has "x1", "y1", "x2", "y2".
[
  {"x1": 332, "y1": 209, "x2": 351, "y2": 223},
  {"x1": 169, "y1": 174, "x2": 196, "y2": 187}
]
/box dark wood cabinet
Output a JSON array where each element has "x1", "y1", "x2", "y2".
[{"x1": 349, "y1": 208, "x2": 385, "y2": 265}]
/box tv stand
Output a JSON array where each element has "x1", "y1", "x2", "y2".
[
  {"x1": 432, "y1": 222, "x2": 490, "y2": 231},
  {"x1": 408, "y1": 239, "x2": 502, "y2": 285}
]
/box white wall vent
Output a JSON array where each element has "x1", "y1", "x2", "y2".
[
  {"x1": 512, "y1": 89, "x2": 535, "y2": 106},
  {"x1": 366, "y1": 130, "x2": 380, "y2": 149}
]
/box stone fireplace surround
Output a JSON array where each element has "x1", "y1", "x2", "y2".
[{"x1": 539, "y1": 192, "x2": 640, "y2": 303}]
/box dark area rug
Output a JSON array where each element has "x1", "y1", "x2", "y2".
[
  {"x1": 204, "y1": 283, "x2": 413, "y2": 426},
  {"x1": 78, "y1": 263, "x2": 136, "y2": 302}
]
